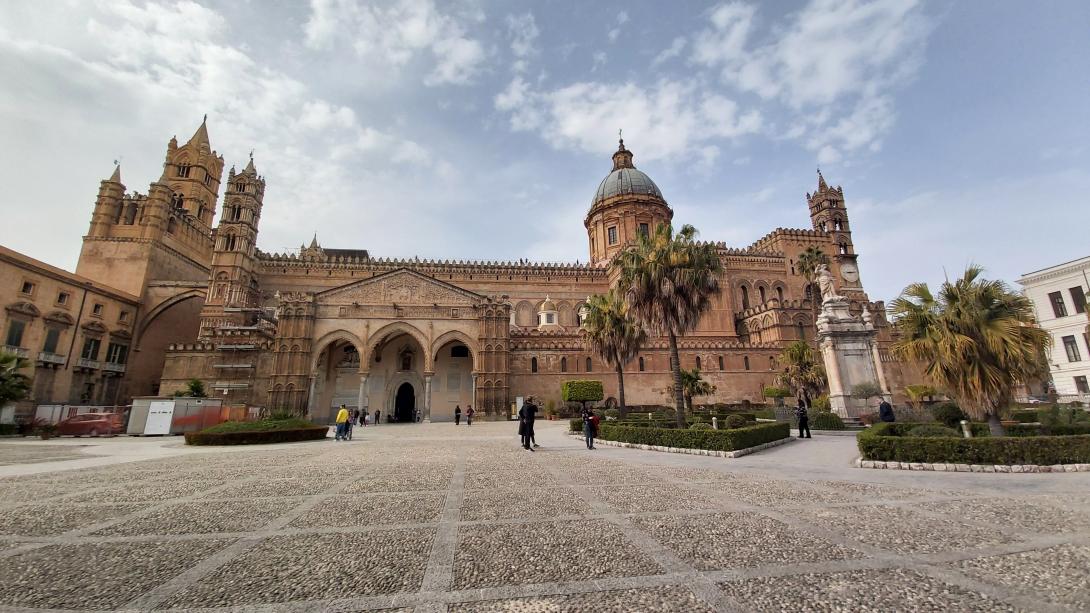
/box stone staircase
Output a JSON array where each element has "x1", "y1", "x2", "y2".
[{"x1": 841, "y1": 416, "x2": 866, "y2": 430}]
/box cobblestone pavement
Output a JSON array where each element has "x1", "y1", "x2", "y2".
[{"x1": 0, "y1": 422, "x2": 1088, "y2": 612}]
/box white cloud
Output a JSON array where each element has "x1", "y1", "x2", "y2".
[
  {"x1": 506, "y1": 13, "x2": 538, "y2": 60},
  {"x1": 608, "y1": 10, "x2": 630, "y2": 42},
  {"x1": 591, "y1": 51, "x2": 608, "y2": 72},
  {"x1": 690, "y1": 0, "x2": 930, "y2": 164},
  {"x1": 651, "y1": 36, "x2": 686, "y2": 67},
  {"x1": 496, "y1": 79, "x2": 761, "y2": 164},
  {"x1": 303, "y1": 0, "x2": 486, "y2": 86}
]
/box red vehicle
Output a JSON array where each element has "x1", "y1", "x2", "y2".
[{"x1": 55, "y1": 413, "x2": 124, "y2": 437}]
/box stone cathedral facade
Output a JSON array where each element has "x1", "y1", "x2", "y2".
[{"x1": 19, "y1": 120, "x2": 920, "y2": 422}]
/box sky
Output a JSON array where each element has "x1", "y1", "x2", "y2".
[{"x1": 1, "y1": 0, "x2": 1088, "y2": 303}]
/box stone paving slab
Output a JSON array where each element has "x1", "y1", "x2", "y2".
[
  {"x1": 0, "y1": 421, "x2": 1085, "y2": 611},
  {"x1": 447, "y1": 585, "x2": 716, "y2": 612},
  {"x1": 453, "y1": 519, "x2": 663, "y2": 589},
  {"x1": 160, "y1": 530, "x2": 434, "y2": 607},
  {"x1": 0, "y1": 538, "x2": 231, "y2": 609},
  {"x1": 632, "y1": 512, "x2": 865, "y2": 570},
  {"x1": 717, "y1": 568, "x2": 1019, "y2": 612}
]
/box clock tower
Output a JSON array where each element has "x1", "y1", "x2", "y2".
[{"x1": 807, "y1": 171, "x2": 863, "y2": 295}]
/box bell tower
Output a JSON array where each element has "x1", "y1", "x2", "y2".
[
  {"x1": 808, "y1": 170, "x2": 863, "y2": 295},
  {"x1": 203, "y1": 155, "x2": 266, "y2": 328},
  {"x1": 161, "y1": 116, "x2": 224, "y2": 229}
]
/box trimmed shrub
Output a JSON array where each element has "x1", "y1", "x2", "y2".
[
  {"x1": 1006, "y1": 423, "x2": 1090, "y2": 437},
  {"x1": 598, "y1": 421, "x2": 790, "y2": 452},
  {"x1": 762, "y1": 386, "x2": 790, "y2": 399},
  {"x1": 198, "y1": 418, "x2": 313, "y2": 434},
  {"x1": 185, "y1": 425, "x2": 327, "y2": 446},
  {"x1": 931, "y1": 402, "x2": 967, "y2": 428},
  {"x1": 689, "y1": 422, "x2": 713, "y2": 430},
  {"x1": 561, "y1": 380, "x2": 604, "y2": 404},
  {"x1": 857, "y1": 422, "x2": 1090, "y2": 464},
  {"x1": 1010, "y1": 410, "x2": 1039, "y2": 424},
  {"x1": 859, "y1": 412, "x2": 881, "y2": 426},
  {"x1": 569, "y1": 418, "x2": 585, "y2": 432},
  {"x1": 724, "y1": 414, "x2": 748, "y2": 429},
  {"x1": 811, "y1": 394, "x2": 831, "y2": 412},
  {"x1": 811, "y1": 411, "x2": 845, "y2": 430},
  {"x1": 905, "y1": 424, "x2": 961, "y2": 438}
]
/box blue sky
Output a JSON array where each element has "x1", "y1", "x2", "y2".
[{"x1": 1, "y1": 0, "x2": 1087, "y2": 302}]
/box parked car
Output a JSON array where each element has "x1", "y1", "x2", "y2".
[{"x1": 55, "y1": 413, "x2": 124, "y2": 437}]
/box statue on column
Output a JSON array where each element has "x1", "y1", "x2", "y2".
[{"x1": 815, "y1": 264, "x2": 845, "y2": 305}]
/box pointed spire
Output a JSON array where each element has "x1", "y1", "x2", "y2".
[
  {"x1": 108, "y1": 163, "x2": 121, "y2": 183},
  {"x1": 244, "y1": 150, "x2": 256, "y2": 173},
  {"x1": 309, "y1": 233, "x2": 319, "y2": 249},
  {"x1": 187, "y1": 115, "x2": 210, "y2": 147},
  {"x1": 817, "y1": 168, "x2": 827, "y2": 191}
]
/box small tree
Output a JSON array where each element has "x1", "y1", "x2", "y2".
[
  {"x1": 904, "y1": 384, "x2": 936, "y2": 412},
  {"x1": 775, "y1": 341, "x2": 827, "y2": 409},
  {"x1": 762, "y1": 386, "x2": 791, "y2": 406},
  {"x1": 561, "y1": 380, "x2": 604, "y2": 414},
  {"x1": 852, "y1": 382, "x2": 884, "y2": 409},
  {"x1": 0, "y1": 352, "x2": 32, "y2": 406},
  {"x1": 680, "y1": 368, "x2": 716, "y2": 410},
  {"x1": 175, "y1": 378, "x2": 208, "y2": 398}
]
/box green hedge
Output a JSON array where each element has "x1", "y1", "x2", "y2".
[
  {"x1": 1006, "y1": 423, "x2": 1090, "y2": 437},
  {"x1": 1010, "y1": 410, "x2": 1039, "y2": 424},
  {"x1": 185, "y1": 426, "x2": 328, "y2": 446},
  {"x1": 811, "y1": 412, "x2": 845, "y2": 430},
  {"x1": 597, "y1": 421, "x2": 790, "y2": 452},
  {"x1": 561, "y1": 380, "x2": 604, "y2": 403},
  {"x1": 858, "y1": 422, "x2": 1090, "y2": 464},
  {"x1": 199, "y1": 418, "x2": 314, "y2": 434}
]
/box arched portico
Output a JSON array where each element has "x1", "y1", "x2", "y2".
[{"x1": 430, "y1": 335, "x2": 476, "y2": 422}]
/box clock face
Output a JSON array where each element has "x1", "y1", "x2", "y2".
[{"x1": 840, "y1": 263, "x2": 859, "y2": 283}]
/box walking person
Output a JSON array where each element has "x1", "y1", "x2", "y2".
[
  {"x1": 466, "y1": 405, "x2": 474, "y2": 426},
  {"x1": 454, "y1": 405, "x2": 462, "y2": 425},
  {"x1": 374, "y1": 410, "x2": 380, "y2": 425},
  {"x1": 345, "y1": 409, "x2": 354, "y2": 441},
  {"x1": 335, "y1": 405, "x2": 349, "y2": 441},
  {"x1": 795, "y1": 404, "x2": 811, "y2": 439},
  {"x1": 581, "y1": 406, "x2": 596, "y2": 450},
  {"x1": 879, "y1": 399, "x2": 896, "y2": 423},
  {"x1": 518, "y1": 397, "x2": 538, "y2": 451}
]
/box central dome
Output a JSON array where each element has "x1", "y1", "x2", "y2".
[{"x1": 590, "y1": 139, "x2": 665, "y2": 207}]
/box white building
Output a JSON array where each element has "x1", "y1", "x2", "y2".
[{"x1": 1019, "y1": 256, "x2": 1090, "y2": 399}]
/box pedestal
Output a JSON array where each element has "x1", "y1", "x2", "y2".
[{"x1": 816, "y1": 298, "x2": 890, "y2": 418}]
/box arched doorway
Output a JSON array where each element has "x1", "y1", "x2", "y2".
[{"x1": 394, "y1": 382, "x2": 415, "y2": 422}]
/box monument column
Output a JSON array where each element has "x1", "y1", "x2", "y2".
[
  {"x1": 357, "y1": 372, "x2": 369, "y2": 413},
  {"x1": 423, "y1": 373, "x2": 433, "y2": 422}
]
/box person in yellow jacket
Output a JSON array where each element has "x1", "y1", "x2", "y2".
[{"x1": 335, "y1": 405, "x2": 350, "y2": 441}]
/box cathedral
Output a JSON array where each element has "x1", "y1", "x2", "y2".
[{"x1": 4, "y1": 120, "x2": 918, "y2": 422}]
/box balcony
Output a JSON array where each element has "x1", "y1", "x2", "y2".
[
  {"x1": 76, "y1": 358, "x2": 101, "y2": 370},
  {"x1": 1, "y1": 345, "x2": 29, "y2": 359},
  {"x1": 103, "y1": 362, "x2": 127, "y2": 374},
  {"x1": 37, "y1": 351, "x2": 66, "y2": 365}
]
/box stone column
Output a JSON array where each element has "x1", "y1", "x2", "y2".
[
  {"x1": 871, "y1": 340, "x2": 890, "y2": 397},
  {"x1": 306, "y1": 376, "x2": 318, "y2": 417},
  {"x1": 357, "y1": 372, "x2": 369, "y2": 413},
  {"x1": 821, "y1": 338, "x2": 846, "y2": 415},
  {"x1": 471, "y1": 373, "x2": 478, "y2": 415},
  {"x1": 423, "y1": 373, "x2": 433, "y2": 422}
]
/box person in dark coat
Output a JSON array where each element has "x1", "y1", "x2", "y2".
[
  {"x1": 795, "y1": 404, "x2": 811, "y2": 439},
  {"x1": 466, "y1": 405, "x2": 474, "y2": 426},
  {"x1": 581, "y1": 406, "x2": 596, "y2": 449},
  {"x1": 879, "y1": 400, "x2": 896, "y2": 422},
  {"x1": 454, "y1": 405, "x2": 462, "y2": 425},
  {"x1": 518, "y1": 398, "x2": 538, "y2": 451}
]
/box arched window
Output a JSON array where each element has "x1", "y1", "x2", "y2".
[
  {"x1": 638, "y1": 356, "x2": 645, "y2": 372},
  {"x1": 170, "y1": 193, "x2": 184, "y2": 209},
  {"x1": 839, "y1": 242, "x2": 849, "y2": 255},
  {"x1": 585, "y1": 357, "x2": 592, "y2": 372},
  {"x1": 236, "y1": 182, "x2": 245, "y2": 193},
  {"x1": 759, "y1": 286, "x2": 766, "y2": 303},
  {"x1": 805, "y1": 285, "x2": 813, "y2": 299},
  {"x1": 741, "y1": 286, "x2": 750, "y2": 310},
  {"x1": 820, "y1": 221, "x2": 827, "y2": 232},
  {"x1": 769, "y1": 356, "x2": 776, "y2": 370},
  {"x1": 177, "y1": 164, "x2": 191, "y2": 178},
  {"x1": 531, "y1": 357, "x2": 538, "y2": 373},
  {"x1": 695, "y1": 356, "x2": 701, "y2": 370},
  {"x1": 797, "y1": 322, "x2": 806, "y2": 340},
  {"x1": 833, "y1": 218, "x2": 843, "y2": 231},
  {"x1": 560, "y1": 357, "x2": 567, "y2": 373},
  {"x1": 718, "y1": 355, "x2": 724, "y2": 370},
  {"x1": 400, "y1": 352, "x2": 413, "y2": 371},
  {"x1": 743, "y1": 356, "x2": 750, "y2": 371},
  {"x1": 776, "y1": 287, "x2": 784, "y2": 302}
]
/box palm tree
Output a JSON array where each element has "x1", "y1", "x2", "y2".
[
  {"x1": 612, "y1": 223, "x2": 723, "y2": 427},
  {"x1": 904, "y1": 384, "x2": 936, "y2": 412},
  {"x1": 680, "y1": 368, "x2": 716, "y2": 410},
  {"x1": 775, "y1": 341, "x2": 826, "y2": 409},
  {"x1": 0, "y1": 351, "x2": 32, "y2": 406},
  {"x1": 796, "y1": 246, "x2": 830, "y2": 328},
  {"x1": 890, "y1": 265, "x2": 1050, "y2": 435},
  {"x1": 582, "y1": 289, "x2": 647, "y2": 417}
]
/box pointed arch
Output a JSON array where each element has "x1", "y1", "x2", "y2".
[
  {"x1": 432, "y1": 329, "x2": 479, "y2": 372},
  {"x1": 363, "y1": 321, "x2": 430, "y2": 371},
  {"x1": 310, "y1": 329, "x2": 366, "y2": 372}
]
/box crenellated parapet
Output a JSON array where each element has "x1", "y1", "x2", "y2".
[{"x1": 746, "y1": 227, "x2": 830, "y2": 253}]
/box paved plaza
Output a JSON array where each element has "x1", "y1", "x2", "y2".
[{"x1": 0, "y1": 422, "x2": 1088, "y2": 612}]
